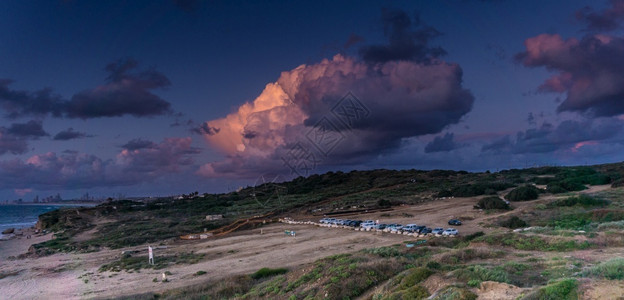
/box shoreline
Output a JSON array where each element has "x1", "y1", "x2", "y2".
[{"x1": 0, "y1": 202, "x2": 100, "y2": 207}]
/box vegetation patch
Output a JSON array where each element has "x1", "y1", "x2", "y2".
[
  {"x1": 475, "y1": 233, "x2": 592, "y2": 251},
  {"x1": 547, "y1": 194, "x2": 609, "y2": 208},
  {"x1": 583, "y1": 258, "x2": 624, "y2": 280},
  {"x1": 431, "y1": 286, "x2": 477, "y2": 300},
  {"x1": 99, "y1": 252, "x2": 204, "y2": 272},
  {"x1": 499, "y1": 216, "x2": 528, "y2": 229},
  {"x1": 475, "y1": 196, "x2": 510, "y2": 210},
  {"x1": 506, "y1": 185, "x2": 540, "y2": 201},
  {"x1": 250, "y1": 267, "x2": 288, "y2": 279},
  {"x1": 521, "y1": 278, "x2": 577, "y2": 300}
]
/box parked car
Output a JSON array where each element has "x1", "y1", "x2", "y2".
[
  {"x1": 360, "y1": 220, "x2": 375, "y2": 227},
  {"x1": 442, "y1": 228, "x2": 458, "y2": 236},
  {"x1": 420, "y1": 227, "x2": 432, "y2": 234},
  {"x1": 320, "y1": 218, "x2": 335, "y2": 224},
  {"x1": 348, "y1": 220, "x2": 363, "y2": 227},
  {"x1": 414, "y1": 225, "x2": 427, "y2": 233},
  {"x1": 432, "y1": 227, "x2": 444, "y2": 235},
  {"x1": 388, "y1": 224, "x2": 403, "y2": 231},
  {"x1": 448, "y1": 219, "x2": 462, "y2": 226},
  {"x1": 402, "y1": 224, "x2": 420, "y2": 232},
  {"x1": 374, "y1": 223, "x2": 387, "y2": 230},
  {"x1": 362, "y1": 222, "x2": 377, "y2": 230}
]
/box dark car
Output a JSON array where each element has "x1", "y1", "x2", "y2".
[
  {"x1": 448, "y1": 219, "x2": 462, "y2": 226},
  {"x1": 414, "y1": 225, "x2": 426, "y2": 233},
  {"x1": 420, "y1": 227, "x2": 432, "y2": 234},
  {"x1": 348, "y1": 220, "x2": 362, "y2": 227}
]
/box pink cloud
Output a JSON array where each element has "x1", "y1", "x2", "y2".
[{"x1": 198, "y1": 54, "x2": 474, "y2": 178}]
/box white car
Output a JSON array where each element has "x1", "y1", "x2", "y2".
[
  {"x1": 388, "y1": 224, "x2": 403, "y2": 232},
  {"x1": 402, "y1": 224, "x2": 420, "y2": 233},
  {"x1": 360, "y1": 220, "x2": 375, "y2": 228},
  {"x1": 432, "y1": 227, "x2": 444, "y2": 235},
  {"x1": 361, "y1": 222, "x2": 377, "y2": 230},
  {"x1": 442, "y1": 228, "x2": 458, "y2": 236}
]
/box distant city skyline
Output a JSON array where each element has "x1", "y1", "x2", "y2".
[{"x1": 2, "y1": 0, "x2": 624, "y2": 200}]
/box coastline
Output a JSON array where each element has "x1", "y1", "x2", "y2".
[{"x1": 0, "y1": 202, "x2": 100, "y2": 207}]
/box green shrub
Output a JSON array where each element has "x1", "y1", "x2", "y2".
[
  {"x1": 467, "y1": 280, "x2": 481, "y2": 287},
  {"x1": 506, "y1": 186, "x2": 539, "y2": 201},
  {"x1": 251, "y1": 267, "x2": 288, "y2": 279},
  {"x1": 547, "y1": 194, "x2": 609, "y2": 208},
  {"x1": 364, "y1": 246, "x2": 401, "y2": 257},
  {"x1": 476, "y1": 197, "x2": 510, "y2": 210},
  {"x1": 523, "y1": 278, "x2": 577, "y2": 300},
  {"x1": 583, "y1": 258, "x2": 624, "y2": 280},
  {"x1": 499, "y1": 216, "x2": 528, "y2": 229},
  {"x1": 426, "y1": 261, "x2": 441, "y2": 270},
  {"x1": 463, "y1": 231, "x2": 485, "y2": 241},
  {"x1": 454, "y1": 265, "x2": 509, "y2": 283},
  {"x1": 547, "y1": 180, "x2": 586, "y2": 194},
  {"x1": 195, "y1": 270, "x2": 207, "y2": 276},
  {"x1": 431, "y1": 286, "x2": 477, "y2": 300},
  {"x1": 399, "y1": 267, "x2": 432, "y2": 289}
]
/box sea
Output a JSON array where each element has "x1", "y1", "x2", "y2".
[{"x1": 0, "y1": 204, "x2": 95, "y2": 238}]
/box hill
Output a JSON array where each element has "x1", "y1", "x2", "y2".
[{"x1": 4, "y1": 162, "x2": 624, "y2": 299}]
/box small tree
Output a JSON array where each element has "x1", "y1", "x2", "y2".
[
  {"x1": 506, "y1": 185, "x2": 539, "y2": 201},
  {"x1": 476, "y1": 196, "x2": 510, "y2": 210}
]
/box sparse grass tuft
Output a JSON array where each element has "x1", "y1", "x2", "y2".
[{"x1": 583, "y1": 258, "x2": 624, "y2": 280}]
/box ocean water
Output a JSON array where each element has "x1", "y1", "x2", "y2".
[{"x1": 0, "y1": 204, "x2": 94, "y2": 237}]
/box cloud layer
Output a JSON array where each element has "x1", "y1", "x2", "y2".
[
  {"x1": 0, "y1": 59, "x2": 172, "y2": 119},
  {"x1": 482, "y1": 118, "x2": 623, "y2": 154},
  {"x1": 0, "y1": 137, "x2": 199, "y2": 190}
]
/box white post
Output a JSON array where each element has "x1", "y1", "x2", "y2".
[{"x1": 148, "y1": 246, "x2": 154, "y2": 265}]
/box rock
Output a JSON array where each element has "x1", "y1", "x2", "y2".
[{"x1": 2, "y1": 228, "x2": 15, "y2": 234}]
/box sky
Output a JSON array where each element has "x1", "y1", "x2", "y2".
[{"x1": 2, "y1": 0, "x2": 624, "y2": 200}]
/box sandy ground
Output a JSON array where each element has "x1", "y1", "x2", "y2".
[{"x1": 0, "y1": 185, "x2": 617, "y2": 299}]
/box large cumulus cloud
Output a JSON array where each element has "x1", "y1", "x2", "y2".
[{"x1": 198, "y1": 53, "x2": 473, "y2": 178}]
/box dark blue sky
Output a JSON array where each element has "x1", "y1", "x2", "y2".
[{"x1": 1, "y1": 0, "x2": 624, "y2": 200}]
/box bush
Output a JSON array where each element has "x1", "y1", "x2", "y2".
[
  {"x1": 251, "y1": 267, "x2": 288, "y2": 279},
  {"x1": 583, "y1": 258, "x2": 624, "y2": 280},
  {"x1": 195, "y1": 270, "x2": 207, "y2": 276},
  {"x1": 499, "y1": 216, "x2": 528, "y2": 229},
  {"x1": 364, "y1": 246, "x2": 401, "y2": 257},
  {"x1": 426, "y1": 261, "x2": 441, "y2": 270},
  {"x1": 378, "y1": 199, "x2": 392, "y2": 207},
  {"x1": 399, "y1": 267, "x2": 432, "y2": 289},
  {"x1": 547, "y1": 180, "x2": 586, "y2": 194},
  {"x1": 476, "y1": 197, "x2": 510, "y2": 210},
  {"x1": 523, "y1": 278, "x2": 577, "y2": 300},
  {"x1": 431, "y1": 286, "x2": 477, "y2": 300},
  {"x1": 547, "y1": 194, "x2": 609, "y2": 208},
  {"x1": 506, "y1": 186, "x2": 539, "y2": 201}
]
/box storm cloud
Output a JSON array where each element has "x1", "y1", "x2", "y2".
[
  {"x1": 0, "y1": 59, "x2": 172, "y2": 119},
  {"x1": 425, "y1": 133, "x2": 463, "y2": 153},
  {"x1": 359, "y1": 9, "x2": 446, "y2": 63},
  {"x1": 53, "y1": 128, "x2": 91, "y2": 141},
  {"x1": 482, "y1": 118, "x2": 623, "y2": 154},
  {"x1": 576, "y1": 0, "x2": 624, "y2": 31},
  {"x1": 7, "y1": 120, "x2": 48, "y2": 138}
]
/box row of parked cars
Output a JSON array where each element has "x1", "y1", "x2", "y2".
[{"x1": 319, "y1": 218, "x2": 460, "y2": 235}]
